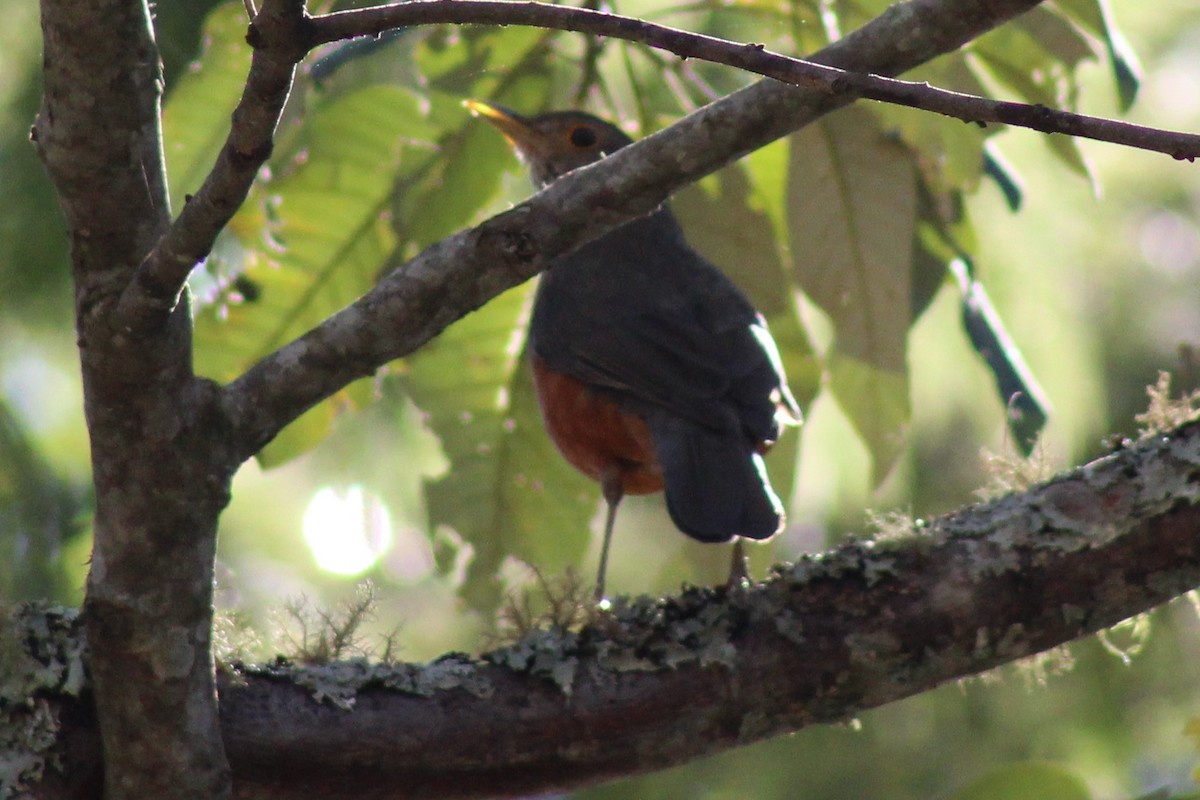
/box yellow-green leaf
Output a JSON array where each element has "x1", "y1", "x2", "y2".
[
  {"x1": 947, "y1": 762, "x2": 1092, "y2": 800},
  {"x1": 161, "y1": 2, "x2": 251, "y2": 214}
]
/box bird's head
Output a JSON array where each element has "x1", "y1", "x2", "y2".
[{"x1": 466, "y1": 100, "x2": 634, "y2": 186}]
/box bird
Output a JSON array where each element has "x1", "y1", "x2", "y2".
[{"x1": 467, "y1": 100, "x2": 801, "y2": 600}]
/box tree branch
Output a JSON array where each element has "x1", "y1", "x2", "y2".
[
  {"x1": 220, "y1": 0, "x2": 1050, "y2": 458},
  {"x1": 22, "y1": 422, "x2": 1200, "y2": 799},
  {"x1": 312, "y1": 1, "x2": 1200, "y2": 158},
  {"x1": 118, "y1": 0, "x2": 1200, "y2": 350},
  {"x1": 36, "y1": 0, "x2": 242, "y2": 795},
  {"x1": 112, "y1": 0, "x2": 309, "y2": 334}
]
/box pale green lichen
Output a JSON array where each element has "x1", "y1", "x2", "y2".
[
  {"x1": 771, "y1": 609, "x2": 806, "y2": 646},
  {"x1": 487, "y1": 586, "x2": 747, "y2": 695},
  {"x1": 0, "y1": 603, "x2": 87, "y2": 799},
  {"x1": 864, "y1": 509, "x2": 923, "y2": 542},
  {"x1": 976, "y1": 442, "x2": 1056, "y2": 502},
  {"x1": 487, "y1": 626, "x2": 580, "y2": 694},
  {"x1": 242, "y1": 652, "x2": 493, "y2": 710},
  {"x1": 1136, "y1": 371, "x2": 1200, "y2": 440}
]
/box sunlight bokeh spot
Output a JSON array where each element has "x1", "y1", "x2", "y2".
[{"x1": 302, "y1": 486, "x2": 393, "y2": 575}]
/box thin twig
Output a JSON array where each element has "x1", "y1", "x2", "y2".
[
  {"x1": 219, "y1": 0, "x2": 1060, "y2": 454},
  {"x1": 112, "y1": 0, "x2": 307, "y2": 334},
  {"x1": 311, "y1": 1, "x2": 1200, "y2": 159},
  {"x1": 116, "y1": 0, "x2": 1199, "y2": 340}
]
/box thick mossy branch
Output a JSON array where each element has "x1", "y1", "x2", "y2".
[{"x1": 15, "y1": 421, "x2": 1200, "y2": 800}]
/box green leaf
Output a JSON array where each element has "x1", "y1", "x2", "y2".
[
  {"x1": 194, "y1": 85, "x2": 435, "y2": 382},
  {"x1": 673, "y1": 160, "x2": 819, "y2": 396},
  {"x1": 950, "y1": 260, "x2": 1050, "y2": 454},
  {"x1": 828, "y1": 353, "x2": 910, "y2": 482},
  {"x1": 874, "y1": 53, "x2": 991, "y2": 193},
  {"x1": 191, "y1": 85, "x2": 437, "y2": 465},
  {"x1": 405, "y1": 284, "x2": 595, "y2": 612},
  {"x1": 788, "y1": 106, "x2": 917, "y2": 371},
  {"x1": 161, "y1": 2, "x2": 252, "y2": 214},
  {"x1": 415, "y1": 24, "x2": 549, "y2": 99},
  {"x1": 1054, "y1": 0, "x2": 1142, "y2": 110},
  {"x1": 970, "y1": 18, "x2": 1097, "y2": 184},
  {"x1": 0, "y1": 401, "x2": 88, "y2": 602},
  {"x1": 256, "y1": 379, "x2": 377, "y2": 469},
  {"x1": 946, "y1": 762, "x2": 1092, "y2": 800},
  {"x1": 400, "y1": 102, "x2": 514, "y2": 249},
  {"x1": 787, "y1": 106, "x2": 917, "y2": 478},
  {"x1": 1012, "y1": 6, "x2": 1096, "y2": 70}
]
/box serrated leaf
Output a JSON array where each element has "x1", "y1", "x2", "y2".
[
  {"x1": 947, "y1": 762, "x2": 1092, "y2": 800},
  {"x1": 161, "y1": 2, "x2": 251, "y2": 214},
  {"x1": 787, "y1": 106, "x2": 917, "y2": 478},
  {"x1": 405, "y1": 284, "x2": 595, "y2": 612}
]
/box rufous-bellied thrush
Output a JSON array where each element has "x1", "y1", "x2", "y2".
[{"x1": 467, "y1": 101, "x2": 801, "y2": 600}]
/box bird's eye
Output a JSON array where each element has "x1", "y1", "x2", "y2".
[{"x1": 569, "y1": 126, "x2": 598, "y2": 148}]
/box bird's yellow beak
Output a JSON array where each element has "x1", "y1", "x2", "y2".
[{"x1": 464, "y1": 99, "x2": 542, "y2": 155}]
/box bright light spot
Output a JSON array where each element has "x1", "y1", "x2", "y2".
[
  {"x1": 2, "y1": 355, "x2": 78, "y2": 434},
  {"x1": 303, "y1": 486, "x2": 393, "y2": 575}
]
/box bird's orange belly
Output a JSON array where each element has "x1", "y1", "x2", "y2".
[{"x1": 531, "y1": 356, "x2": 663, "y2": 495}]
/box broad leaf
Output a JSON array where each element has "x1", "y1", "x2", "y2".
[
  {"x1": 787, "y1": 106, "x2": 917, "y2": 479},
  {"x1": 405, "y1": 284, "x2": 595, "y2": 612},
  {"x1": 194, "y1": 85, "x2": 436, "y2": 381},
  {"x1": 970, "y1": 16, "x2": 1096, "y2": 184},
  {"x1": 874, "y1": 53, "x2": 991, "y2": 194},
  {"x1": 1055, "y1": 0, "x2": 1142, "y2": 110},
  {"x1": 161, "y1": 2, "x2": 250, "y2": 214},
  {"x1": 828, "y1": 352, "x2": 911, "y2": 482}
]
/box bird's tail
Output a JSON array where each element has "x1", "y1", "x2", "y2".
[{"x1": 647, "y1": 415, "x2": 786, "y2": 543}]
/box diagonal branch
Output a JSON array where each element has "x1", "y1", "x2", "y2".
[
  {"x1": 220, "y1": 0, "x2": 1050, "y2": 458},
  {"x1": 116, "y1": 0, "x2": 1200, "y2": 338},
  {"x1": 24, "y1": 421, "x2": 1200, "y2": 798},
  {"x1": 312, "y1": 1, "x2": 1200, "y2": 159},
  {"x1": 112, "y1": 0, "x2": 308, "y2": 334},
  {"x1": 222, "y1": 421, "x2": 1200, "y2": 798}
]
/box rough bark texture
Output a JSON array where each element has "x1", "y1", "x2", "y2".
[
  {"x1": 13, "y1": 422, "x2": 1200, "y2": 799},
  {"x1": 35, "y1": 1, "x2": 236, "y2": 797}
]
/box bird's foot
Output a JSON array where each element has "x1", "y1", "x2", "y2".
[{"x1": 725, "y1": 540, "x2": 751, "y2": 591}]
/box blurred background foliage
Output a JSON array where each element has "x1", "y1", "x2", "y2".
[{"x1": 3, "y1": 0, "x2": 1200, "y2": 797}]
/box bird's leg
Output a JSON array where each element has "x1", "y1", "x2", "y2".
[
  {"x1": 596, "y1": 470, "x2": 624, "y2": 603},
  {"x1": 726, "y1": 539, "x2": 750, "y2": 591}
]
